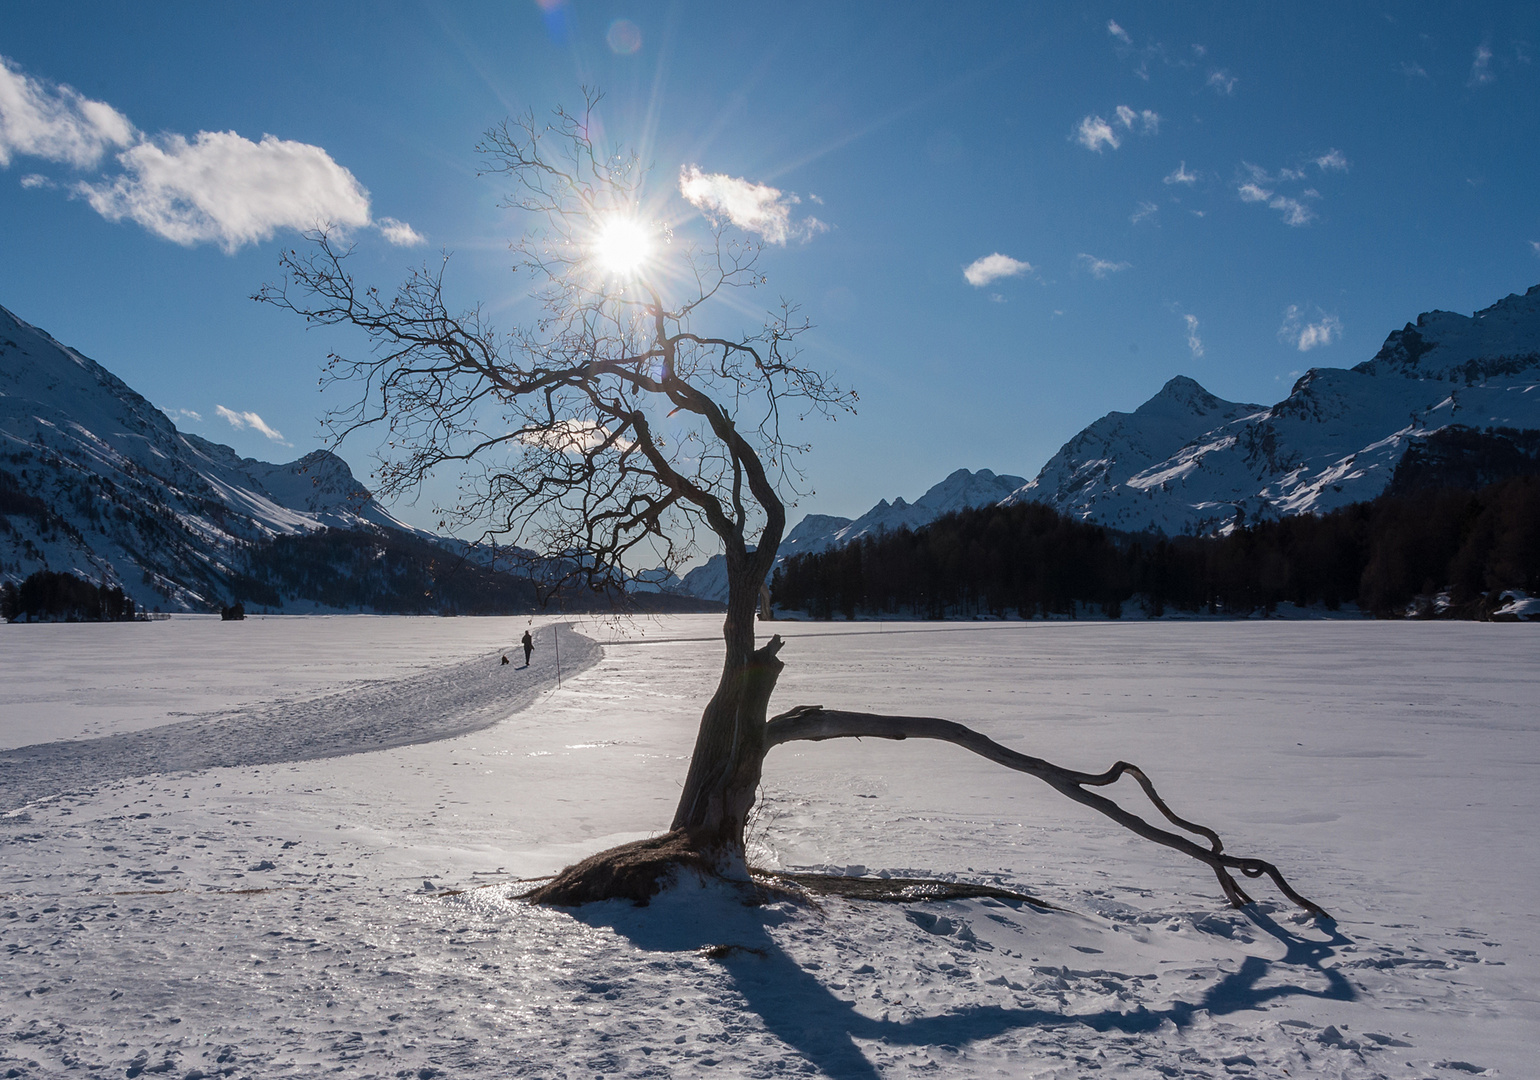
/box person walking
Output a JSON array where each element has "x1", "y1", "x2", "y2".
[{"x1": 521, "y1": 629, "x2": 534, "y2": 667}]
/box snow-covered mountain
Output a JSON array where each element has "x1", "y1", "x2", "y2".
[
  {"x1": 679, "y1": 468, "x2": 1026, "y2": 602},
  {"x1": 1010, "y1": 284, "x2": 1540, "y2": 535},
  {"x1": 0, "y1": 302, "x2": 414, "y2": 610}
]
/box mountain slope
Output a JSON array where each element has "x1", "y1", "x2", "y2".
[
  {"x1": 679, "y1": 468, "x2": 1026, "y2": 602},
  {"x1": 0, "y1": 302, "x2": 414, "y2": 610},
  {"x1": 1011, "y1": 285, "x2": 1540, "y2": 535}
]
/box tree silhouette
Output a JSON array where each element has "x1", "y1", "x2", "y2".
[{"x1": 261, "y1": 94, "x2": 1326, "y2": 917}]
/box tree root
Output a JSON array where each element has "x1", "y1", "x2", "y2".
[
  {"x1": 754, "y1": 870, "x2": 1058, "y2": 909},
  {"x1": 519, "y1": 830, "x2": 720, "y2": 906},
  {"x1": 764, "y1": 705, "x2": 1331, "y2": 920}
]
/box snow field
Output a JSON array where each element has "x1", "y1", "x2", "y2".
[{"x1": 1, "y1": 615, "x2": 1536, "y2": 1078}]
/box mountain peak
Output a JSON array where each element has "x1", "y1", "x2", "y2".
[
  {"x1": 1, "y1": 300, "x2": 412, "y2": 609},
  {"x1": 1138, "y1": 375, "x2": 1237, "y2": 418},
  {"x1": 1356, "y1": 282, "x2": 1540, "y2": 380}
]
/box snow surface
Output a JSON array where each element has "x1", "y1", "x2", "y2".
[{"x1": 2, "y1": 615, "x2": 1537, "y2": 1078}]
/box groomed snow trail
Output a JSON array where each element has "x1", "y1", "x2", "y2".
[{"x1": 0, "y1": 623, "x2": 599, "y2": 813}]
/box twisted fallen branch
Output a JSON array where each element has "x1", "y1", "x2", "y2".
[{"x1": 765, "y1": 705, "x2": 1330, "y2": 920}]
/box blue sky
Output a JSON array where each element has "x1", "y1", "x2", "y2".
[{"x1": 3, "y1": 2, "x2": 1538, "y2": 535}]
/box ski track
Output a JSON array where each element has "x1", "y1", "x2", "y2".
[
  {"x1": 0, "y1": 616, "x2": 1533, "y2": 1079},
  {"x1": 0, "y1": 625, "x2": 600, "y2": 814}
]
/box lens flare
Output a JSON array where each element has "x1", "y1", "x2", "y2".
[{"x1": 592, "y1": 215, "x2": 652, "y2": 276}]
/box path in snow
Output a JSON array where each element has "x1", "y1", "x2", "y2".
[{"x1": 0, "y1": 624, "x2": 599, "y2": 813}]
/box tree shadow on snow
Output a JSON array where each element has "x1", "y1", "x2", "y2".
[{"x1": 572, "y1": 887, "x2": 1355, "y2": 1080}]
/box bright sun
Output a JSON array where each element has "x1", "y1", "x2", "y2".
[{"x1": 592, "y1": 215, "x2": 652, "y2": 276}]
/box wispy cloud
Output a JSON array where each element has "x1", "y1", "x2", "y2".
[
  {"x1": 1400, "y1": 60, "x2": 1429, "y2": 79},
  {"x1": 1107, "y1": 20, "x2": 1132, "y2": 46},
  {"x1": 1207, "y1": 69, "x2": 1237, "y2": 95},
  {"x1": 1279, "y1": 306, "x2": 1341, "y2": 351},
  {"x1": 1531, "y1": 240, "x2": 1540, "y2": 257},
  {"x1": 1313, "y1": 149, "x2": 1349, "y2": 172},
  {"x1": 1469, "y1": 43, "x2": 1494, "y2": 86},
  {"x1": 0, "y1": 55, "x2": 416, "y2": 252},
  {"x1": 1074, "y1": 115, "x2": 1120, "y2": 152},
  {"x1": 1164, "y1": 161, "x2": 1198, "y2": 185},
  {"x1": 1236, "y1": 161, "x2": 1323, "y2": 227},
  {"x1": 678, "y1": 165, "x2": 826, "y2": 245},
  {"x1": 1077, "y1": 253, "x2": 1131, "y2": 279},
  {"x1": 963, "y1": 252, "x2": 1032, "y2": 287},
  {"x1": 1130, "y1": 200, "x2": 1158, "y2": 224},
  {"x1": 1114, "y1": 105, "x2": 1160, "y2": 133},
  {"x1": 216, "y1": 405, "x2": 289, "y2": 445},
  {"x1": 162, "y1": 407, "x2": 203, "y2": 425},
  {"x1": 1075, "y1": 105, "x2": 1158, "y2": 152},
  {"x1": 376, "y1": 217, "x2": 425, "y2": 247},
  {"x1": 1183, "y1": 313, "x2": 1204, "y2": 358}
]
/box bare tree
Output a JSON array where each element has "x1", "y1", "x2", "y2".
[{"x1": 260, "y1": 94, "x2": 1328, "y2": 919}]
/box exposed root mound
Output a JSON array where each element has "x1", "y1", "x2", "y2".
[
  {"x1": 520, "y1": 831, "x2": 720, "y2": 906},
  {"x1": 755, "y1": 871, "x2": 1058, "y2": 909}
]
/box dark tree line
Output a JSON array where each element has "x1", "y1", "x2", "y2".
[
  {"x1": 229, "y1": 527, "x2": 710, "y2": 616},
  {"x1": 2, "y1": 570, "x2": 137, "y2": 623},
  {"x1": 771, "y1": 473, "x2": 1540, "y2": 621},
  {"x1": 229, "y1": 527, "x2": 544, "y2": 614}
]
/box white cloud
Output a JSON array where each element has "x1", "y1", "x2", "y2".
[
  {"x1": 1238, "y1": 180, "x2": 1316, "y2": 226},
  {"x1": 1400, "y1": 61, "x2": 1429, "y2": 79},
  {"x1": 1074, "y1": 115, "x2": 1120, "y2": 152},
  {"x1": 1183, "y1": 313, "x2": 1204, "y2": 358},
  {"x1": 1164, "y1": 161, "x2": 1198, "y2": 185},
  {"x1": 1269, "y1": 195, "x2": 1315, "y2": 226},
  {"x1": 1130, "y1": 200, "x2": 1158, "y2": 224},
  {"x1": 1077, "y1": 253, "x2": 1131, "y2": 278},
  {"x1": 1, "y1": 55, "x2": 417, "y2": 253},
  {"x1": 216, "y1": 405, "x2": 289, "y2": 445},
  {"x1": 963, "y1": 252, "x2": 1032, "y2": 287},
  {"x1": 78, "y1": 131, "x2": 373, "y2": 254},
  {"x1": 678, "y1": 165, "x2": 825, "y2": 245},
  {"x1": 1207, "y1": 69, "x2": 1237, "y2": 95},
  {"x1": 1114, "y1": 105, "x2": 1160, "y2": 133},
  {"x1": 1077, "y1": 106, "x2": 1157, "y2": 152},
  {"x1": 1279, "y1": 306, "x2": 1341, "y2": 351},
  {"x1": 377, "y1": 217, "x2": 425, "y2": 246},
  {"x1": 0, "y1": 56, "x2": 134, "y2": 168},
  {"x1": 1107, "y1": 20, "x2": 1132, "y2": 45},
  {"x1": 1469, "y1": 44, "x2": 1494, "y2": 85},
  {"x1": 518, "y1": 418, "x2": 632, "y2": 454},
  {"x1": 162, "y1": 407, "x2": 203, "y2": 425},
  {"x1": 1531, "y1": 240, "x2": 1540, "y2": 256}
]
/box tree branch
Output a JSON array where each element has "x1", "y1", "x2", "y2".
[{"x1": 763, "y1": 705, "x2": 1330, "y2": 919}]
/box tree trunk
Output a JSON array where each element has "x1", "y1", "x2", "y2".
[
  {"x1": 522, "y1": 552, "x2": 783, "y2": 906},
  {"x1": 669, "y1": 553, "x2": 784, "y2": 852}
]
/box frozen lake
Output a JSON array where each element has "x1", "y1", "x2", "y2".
[{"x1": 1, "y1": 615, "x2": 1536, "y2": 1078}]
